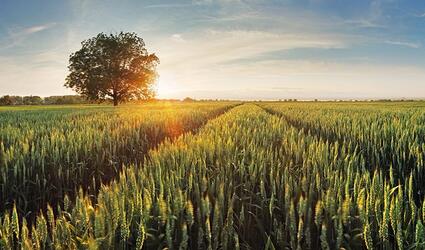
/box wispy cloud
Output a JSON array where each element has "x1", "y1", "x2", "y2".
[
  {"x1": 1, "y1": 23, "x2": 56, "y2": 50},
  {"x1": 413, "y1": 12, "x2": 425, "y2": 18},
  {"x1": 154, "y1": 29, "x2": 351, "y2": 98},
  {"x1": 385, "y1": 40, "x2": 421, "y2": 49},
  {"x1": 198, "y1": 11, "x2": 265, "y2": 23},
  {"x1": 22, "y1": 24, "x2": 54, "y2": 35},
  {"x1": 157, "y1": 29, "x2": 347, "y2": 70},
  {"x1": 10, "y1": 23, "x2": 56, "y2": 37},
  {"x1": 344, "y1": 19, "x2": 386, "y2": 28},
  {"x1": 171, "y1": 34, "x2": 185, "y2": 43},
  {"x1": 2, "y1": 0, "x2": 425, "y2": 99},
  {"x1": 192, "y1": 0, "x2": 243, "y2": 5},
  {"x1": 144, "y1": 3, "x2": 192, "y2": 9},
  {"x1": 157, "y1": 57, "x2": 425, "y2": 99}
]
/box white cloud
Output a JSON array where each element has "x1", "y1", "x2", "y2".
[
  {"x1": 344, "y1": 19, "x2": 386, "y2": 28},
  {"x1": 2, "y1": 0, "x2": 423, "y2": 100},
  {"x1": 22, "y1": 24, "x2": 54, "y2": 35},
  {"x1": 150, "y1": 27, "x2": 425, "y2": 100},
  {"x1": 144, "y1": 3, "x2": 192, "y2": 9},
  {"x1": 171, "y1": 34, "x2": 185, "y2": 43},
  {"x1": 156, "y1": 30, "x2": 347, "y2": 69},
  {"x1": 413, "y1": 12, "x2": 425, "y2": 18},
  {"x1": 157, "y1": 57, "x2": 425, "y2": 100},
  {"x1": 153, "y1": 29, "x2": 349, "y2": 98},
  {"x1": 385, "y1": 40, "x2": 421, "y2": 49},
  {"x1": 0, "y1": 23, "x2": 56, "y2": 50},
  {"x1": 192, "y1": 0, "x2": 242, "y2": 5},
  {"x1": 10, "y1": 23, "x2": 56, "y2": 37}
]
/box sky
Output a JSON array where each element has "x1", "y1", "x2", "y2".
[{"x1": 0, "y1": 0, "x2": 425, "y2": 100}]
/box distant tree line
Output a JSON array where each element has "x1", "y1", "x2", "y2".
[
  {"x1": 0, "y1": 95, "x2": 235, "y2": 106},
  {"x1": 0, "y1": 95, "x2": 91, "y2": 106},
  {"x1": 278, "y1": 99, "x2": 299, "y2": 102}
]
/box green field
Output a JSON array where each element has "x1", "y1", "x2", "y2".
[{"x1": 0, "y1": 101, "x2": 425, "y2": 249}]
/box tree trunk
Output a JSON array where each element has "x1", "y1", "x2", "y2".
[{"x1": 112, "y1": 88, "x2": 118, "y2": 106}]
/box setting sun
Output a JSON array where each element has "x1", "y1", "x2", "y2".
[{"x1": 156, "y1": 74, "x2": 181, "y2": 99}]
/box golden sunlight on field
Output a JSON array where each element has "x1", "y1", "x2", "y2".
[{"x1": 1, "y1": 0, "x2": 425, "y2": 249}]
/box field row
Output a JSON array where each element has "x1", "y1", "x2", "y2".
[
  {"x1": 0, "y1": 102, "x2": 235, "y2": 217},
  {"x1": 261, "y1": 102, "x2": 425, "y2": 204},
  {"x1": 259, "y1": 102, "x2": 425, "y2": 249},
  {"x1": 1, "y1": 102, "x2": 425, "y2": 249}
]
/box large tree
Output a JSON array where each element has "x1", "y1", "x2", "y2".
[{"x1": 65, "y1": 32, "x2": 159, "y2": 106}]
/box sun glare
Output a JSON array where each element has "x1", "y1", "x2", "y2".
[{"x1": 156, "y1": 75, "x2": 180, "y2": 99}]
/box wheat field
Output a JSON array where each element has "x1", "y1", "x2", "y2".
[{"x1": 0, "y1": 101, "x2": 425, "y2": 249}]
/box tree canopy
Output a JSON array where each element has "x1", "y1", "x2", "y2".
[{"x1": 65, "y1": 32, "x2": 159, "y2": 106}]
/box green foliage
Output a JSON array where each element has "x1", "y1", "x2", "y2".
[
  {"x1": 0, "y1": 101, "x2": 424, "y2": 249},
  {"x1": 0, "y1": 102, "x2": 234, "y2": 217},
  {"x1": 65, "y1": 32, "x2": 159, "y2": 105}
]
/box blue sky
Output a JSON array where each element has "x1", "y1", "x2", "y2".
[{"x1": 0, "y1": 0, "x2": 425, "y2": 100}]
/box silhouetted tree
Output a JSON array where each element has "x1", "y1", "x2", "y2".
[
  {"x1": 0, "y1": 96, "x2": 23, "y2": 105},
  {"x1": 183, "y1": 97, "x2": 196, "y2": 102},
  {"x1": 44, "y1": 95, "x2": 89, "y2": 105},
  {"x1": 0, "y1": 96, "x2": 13, "y2": 105},
  {"x1": 65, "y1": 32, "x2": 159, "y2": 106}
]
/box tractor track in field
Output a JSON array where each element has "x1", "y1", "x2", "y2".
[
  {"x1": 257, "y1": 103, "x2": 425, "y2": 205},
  {"x1": 257, "y1": 103, "x2": 385, "y2": 172},
  {"x1": 12, "y1": 103, "x2": 242, "y2": 225}
]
